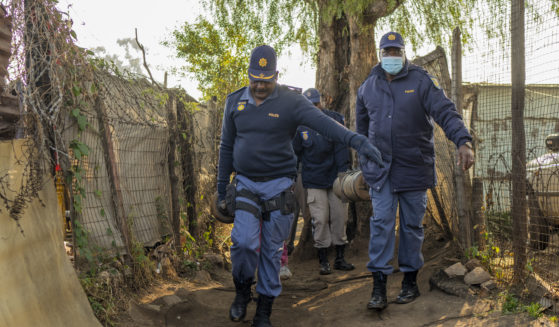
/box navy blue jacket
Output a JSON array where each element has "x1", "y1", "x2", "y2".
[
  {"x1": 356, "y1": 61, "x2": 472, "y2": 193},
  {"x1": 218, "y1": 85, "x2": 357, "y2": 196},
  {"x1": 293, "y1": 109, "x2": 349, "y2": 189}
]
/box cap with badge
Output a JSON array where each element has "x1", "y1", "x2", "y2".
[
  {"x1": 248, "y1": 45, "x2": 277, "y2": 81},
  {"x1": 303, "y1": 88, "x2": 321, "y2": 104},
  {"x1": 379, "y1": 32, "x2": 405, "y2": 49}
]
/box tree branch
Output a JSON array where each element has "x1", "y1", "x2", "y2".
[{"x1": 135, "y1": 28, "x2": 160, "y2": 88}]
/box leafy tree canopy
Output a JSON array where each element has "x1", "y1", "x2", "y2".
[{"x1": 167, "y1": 0, "x2": 558, "y2": 103}]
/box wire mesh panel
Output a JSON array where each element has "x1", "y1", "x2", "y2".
[
  {"x1": 523, "y1": 0, "x2": 559, "y2": 292},
  {"x1": 461, "y1": 0, "x2": 559, "y2": 293},
  {"x1": 63, "y1": 105, "x2": 124, "y2": 251},
  {"x1": 96, "y1": 72, "x2": 172, "y2": 248}
]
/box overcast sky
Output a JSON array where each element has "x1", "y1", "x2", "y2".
[{"x1": 59, "y1": 0, "x2": 316, "y2": 100}]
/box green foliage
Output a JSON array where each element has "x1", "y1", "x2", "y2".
[
  {"x1": 73, "y1": 220, "x2": 96, "y2": 271},
  {"x1": 203, "y1": 223, "x2": 214, "y2": 248},
  {"x1": 181, "y1": 229, "x2": 197, "y2": 256},
  {"x1": 165, "y1": 18, "x2": 252, "y2": 102},
  {"x1": 499, "y1": 292, "x2": 545, "y2": 319},
  {"x1": 501, "y1": 291, "x2": 520, "y2": 314},
  {"x1": 165, "y1": 0, "x2": 314, "y2": 103},
  {"x1": 69, "y1": 139, "x2": 90, "y2": 160},
  {"x1": 465, "y1": 230, "x2": 500, "y2": 274},
  {"x1": 524, "y1": 302, "x2": 543, "y2": 319}
]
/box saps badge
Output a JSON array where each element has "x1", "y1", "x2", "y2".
[
  {"x1": 429, "y1": 75, "x2": 441, "y2": 89},
  {"x1": 237, "y1": 101, "x2": 247, "y2": 111}
]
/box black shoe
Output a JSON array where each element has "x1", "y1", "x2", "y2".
[
  {"x1": 230, "y1": 278, "x2": 253, "y2": 322},
  {"x1": 396, "y1": 271, "x2": 420, "y2": 304},
  {"x1": 334, "y1": 245, "x2": 355, "y2": 271},
  {"x1": 251, "y1": 294, "x2": 274, "y2": 327},
  {"x1": 367, "y1": 272, "x2": 387, "y2": 310},
  {"x1": 318, "y1": 248, "x2": 332, "y2": 275}
]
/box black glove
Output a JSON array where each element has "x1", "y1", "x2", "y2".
[
  {"x1": 217, "y1": 181, "x2": 227, "y2": 201},
  {"x1": 350, "y1": 134, "x2": 384, "y2": 168},
  {"x1": 216, "y1": 198, "x2": 228, "y2": 216}
]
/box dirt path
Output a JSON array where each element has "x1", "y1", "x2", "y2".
[{"x1": 118, "y1": 230, "x2": 552, "y2": 327}]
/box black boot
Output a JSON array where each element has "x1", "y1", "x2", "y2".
[
  {"x1": 396, "y1": 271, "x2": 420, "y2": 304},
  {"x1": 317, "y1": 248, "x2": 331, "y2": 275},
  {"x1": 229, "y1": 278, "x2": 253, "y2": 322},
  {"x1": 251, "y1": 294, "x2": 274, "y2": 327},
  {"x1": 334, "y1": 244, "x2": 355, "y2": 271},
  {"x1": 367, "y1": 272, "x2": 388, "y2": 310}
]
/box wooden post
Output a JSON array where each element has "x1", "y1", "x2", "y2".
[
  {"x1": 471, "y1": 177, "x2": 485, "y2": 248},
  {"x1": 95, "y1": 99, "x2": 132, "y2": 257},
  {"x1": 451, "y1": 27, "x2": 472, "y2": 250},
  {"x1": 511, "y1": 0, "x2": 527, "y2": 282},
  {"x1": 429, "y1": 188, "x2": 454, "y2": 239},
  {"x1": 167, "y1": 95, "x2": 181, "y2": 250},
  {"x1": 176, "y1": 98, "x2": 198, "y2": 239}
]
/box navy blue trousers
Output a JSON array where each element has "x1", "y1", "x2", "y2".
[
  {"x1": 367, "y1": 179, "x2": 427, "y2": 275},
  {"x1": 230, "y1": 175, "x2": 294, "y2": 297}
]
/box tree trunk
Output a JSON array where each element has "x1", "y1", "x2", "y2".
[
  {"x1": 294, "y1": 0, "x2": 401, "y2": 258},
  {"x1": 315, "y1": 0, "x2": 350, "y2": 119}
]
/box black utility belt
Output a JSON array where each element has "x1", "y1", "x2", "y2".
[{"x1": 225, "y1": 184, "x2": 295, "y2": 221}]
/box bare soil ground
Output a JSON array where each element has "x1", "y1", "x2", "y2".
[{"x1": 116, "y1": 226, "x2": 555, "y2": 327}]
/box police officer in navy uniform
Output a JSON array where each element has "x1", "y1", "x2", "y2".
[
  {"x1": 217, "y1": 45, "x2": 384, "y2": 326},
  {"x1": 355, "y1": 32, "x2": 474, "y2": 310},
  {"x1": 293, "y1": 88, "x2": 355, "y2": 275}
]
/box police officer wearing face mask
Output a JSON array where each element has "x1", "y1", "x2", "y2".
[
  {"x1": 218, "y1": 45, "x2": 385, "y2": 327},
  {"x1": 355, "y1": 32, "x2": 475, "y2": 311}
]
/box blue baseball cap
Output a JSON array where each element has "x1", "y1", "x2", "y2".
[
  {"x1": 379, "y1": 32, "x2": 405, "y2": 49},
  {"x1": 248, "y1": 45, "x2": 277, "y2": 81},
  {"x1": 303, "y1": 88, "x2": 321, "y2": 104}
]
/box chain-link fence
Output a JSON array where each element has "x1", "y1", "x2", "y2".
[
  {"x1": 414, "y1": 0, "x2": 559, "y2": 303},
  {"x1": 62, "y1": 70, "x2": 222, "y2": 255},
  {"x1": 0, "y1": 0, "x2": 222, "y2": 259}
]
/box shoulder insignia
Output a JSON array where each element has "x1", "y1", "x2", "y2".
[
  {"x1": 301, "y1": 130, "x2": 309, "y2": 141},
  {"x1": 237, "y1": 101, "x2": 246, "y2": 111},
  {"x1": 429, "y1": 75, "x2": 441, "y2": 90}
]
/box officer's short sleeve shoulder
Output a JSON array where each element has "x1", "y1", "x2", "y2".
[
  {"x1": 225, "y1": 87, "x2": 246, "y2": 108},
  {"x1": 227, "y1": 86, "x2": 246, "y2": 100}
]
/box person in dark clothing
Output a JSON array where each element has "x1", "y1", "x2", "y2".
[
  {"x1": 292, "y1": 88, "x2": 355, "y2": 275},
  {"x1": 355, "y1": 32, "x2": 474, "y2": 311},
  {"x1": 217, "y1": 45, "x2": 384, "y2": 327}
]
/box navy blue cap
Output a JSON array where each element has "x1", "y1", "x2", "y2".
[
  {"x1": 248, "y1": 45, "x2": 277, "y2": 81},
  {"x1": 379, "y1": 32, "x2": 405, "y2": 49},
  {"x1": 303, "y1": 88, "x2": 321, "y2": 104}
]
